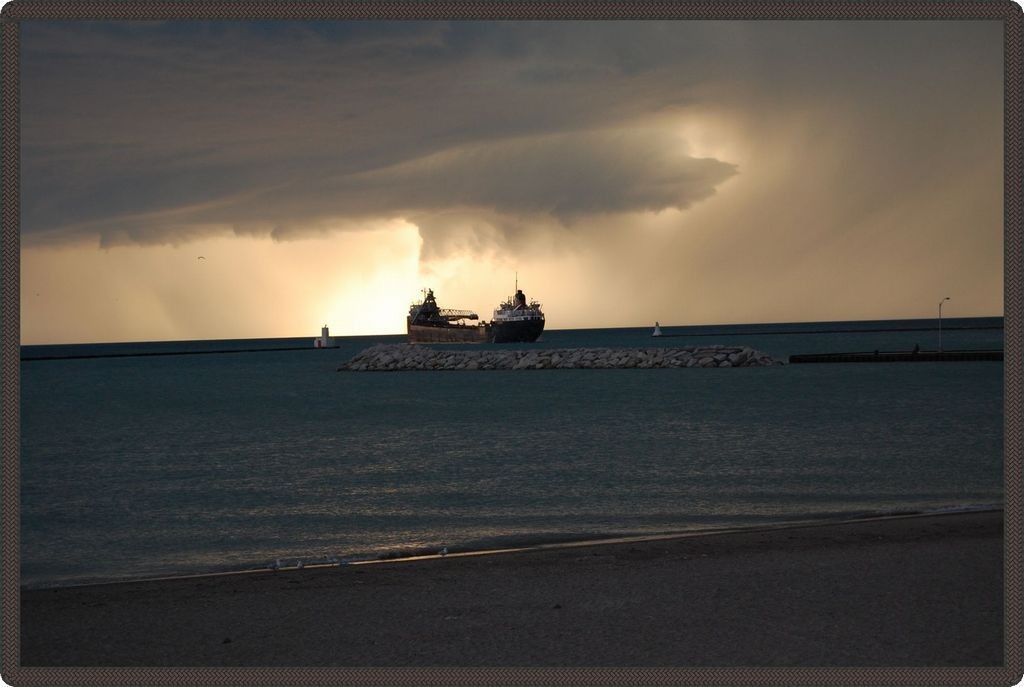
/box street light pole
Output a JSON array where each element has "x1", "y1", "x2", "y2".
[{"x1": 938, "y1": 297, "x2": 950, "y2": 352}]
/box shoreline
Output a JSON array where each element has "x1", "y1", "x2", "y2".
[
  {"x1": 21, "y1": 510, "x2": 1003, "y2": 666},
  {"x1": 20, "y1": 506, "x2": 1003, "y2": 592}
]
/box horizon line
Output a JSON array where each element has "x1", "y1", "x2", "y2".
[{"x1": 19, "y1": 313, "x2": 1006, "y2": 348}]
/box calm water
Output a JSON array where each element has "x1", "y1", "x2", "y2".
[{"x1": 20, "y1": 318, "x2": 1004, "y2": 588}]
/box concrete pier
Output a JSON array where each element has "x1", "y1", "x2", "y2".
[
  {"x1": 21, "y1": 345, "x2": 339, "y2": 362},
  {"x1": 789, "y1": 349, "x2": 1003, "y2": 364}
]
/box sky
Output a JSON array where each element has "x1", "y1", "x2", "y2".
[{"x1": 19, "y1": 19, "x2": 1004, "y2": 344}]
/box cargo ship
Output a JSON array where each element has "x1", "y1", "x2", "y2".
[
  {"x1": 407, "y1": 285, "x2": 545, "y2": 344},
  {"x1": 406, "y1": 289, "x2": 489, "y2": 343},
  {"x1": 490, "y1": 287, "x2": 545, "y2": 343}
]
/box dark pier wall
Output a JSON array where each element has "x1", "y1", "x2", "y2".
[
  {"x1": 789, "y1": 350, "x2": 1003, "y2": 364},
  {"x1": 21, "y1": 345, "x2": 340, "y2": 361}
]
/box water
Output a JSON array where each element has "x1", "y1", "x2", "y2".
[{"x1": 20, "y1": 317, "x2": 1004, "y2": 588}]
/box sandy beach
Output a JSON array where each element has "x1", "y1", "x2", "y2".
[{"x1": 20, "y1": 511, "x2": 1003, "y2": 667}]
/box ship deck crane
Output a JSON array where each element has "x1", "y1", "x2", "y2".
[{"x1": 438, "y1": 309, "x2": 479, "y2": 321}]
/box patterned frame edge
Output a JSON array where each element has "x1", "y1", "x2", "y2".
[{"x1": 0, "y1": 2, "x2": 1020, "y2": 686}]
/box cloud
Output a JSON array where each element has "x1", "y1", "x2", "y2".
[
  {"x1": 19, "y1": 21, "x2": 737, "y2": 251},
  {"x1": 344, "y1": 128, "x2": 735, "y2": 219},
  {"x1": 19, "y1": 19, "x2": 1001, "y2": 267}
]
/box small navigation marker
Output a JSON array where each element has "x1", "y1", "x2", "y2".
[
  {"x1": 314, "y1": 325, "x2": 332, "y2": 349},
  {"x1": 652, "y1": 321, "x2": 663, "y2": 337},
  {"x1": 270, "y1": 559, "x2": 282, "y2": 571},
  {"x1": 439, "y1": 546, "x2": 448, "y2": 556}
]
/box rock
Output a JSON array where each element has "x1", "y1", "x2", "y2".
[{"x1": 338, "y1": 344, "x2": 780, "y2": 371}]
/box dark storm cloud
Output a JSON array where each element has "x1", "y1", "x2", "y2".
[
  {"x1": 20, "y1": 20, "x2": 736, "y2": 248},
  {"x1": 20, "y1": 20, "x2": 1001, "y2": 255},
  {"x1": 345, "y1": 129, "x2": 735, "y2": 219}
]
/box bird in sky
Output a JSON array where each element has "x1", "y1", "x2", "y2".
[{"x1": 197, "y1": 256, "x2": 206, "y2": 261}]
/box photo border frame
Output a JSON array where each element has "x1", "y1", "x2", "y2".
[{"x1": 1, "y1": 2, "x2": 1020, "y2": 685}]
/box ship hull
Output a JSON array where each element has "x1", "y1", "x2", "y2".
[
  {"x1": 407, "y1": 322, "x2": 490, "y2": 344},
  {"x1": 491, "y1": 318, "x2": 545, "y2": 344}
]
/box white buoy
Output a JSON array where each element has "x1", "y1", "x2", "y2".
[
  {"x1": 652, "y1": 321, "x2": 663, "y2": 337},
  {"x1": 439, "y1": 546, "x2": 448, "y2": 556},
  {"x1": 296, "y1": 560, "x2": 304, "y2": 570}
]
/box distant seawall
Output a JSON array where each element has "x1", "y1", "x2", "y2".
[
  {"x1": 21, "y1": 345, "x2": 339, "y2": 361},
  {"x1": 789, "y1": 349, "x2": 1003, "y2": 364},
  {"x1": 339, "y1": 344, "x2": 783, "y2": 371}
]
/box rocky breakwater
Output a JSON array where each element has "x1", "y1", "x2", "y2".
[{"x1": 338, "y1": 344, "x2": 782, "y2": 371}]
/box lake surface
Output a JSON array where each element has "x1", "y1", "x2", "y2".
[{"x1": 20, "y1": 317, "x2": 1004, "y2": 588}]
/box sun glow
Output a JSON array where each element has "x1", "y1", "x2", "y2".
[
  {"x1": 286, "y1": 219, "x2": 425, "y2": 337},
  {"x1": 323, "y1": 227, "x2": 422, "y2": 336},
  {"x1": 667, "y1": 110, "x2": 747, "y2": 164}
]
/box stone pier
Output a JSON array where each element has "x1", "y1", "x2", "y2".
[{"x1": 338, "y1": 344, "x2": 782, "y2": 371}]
